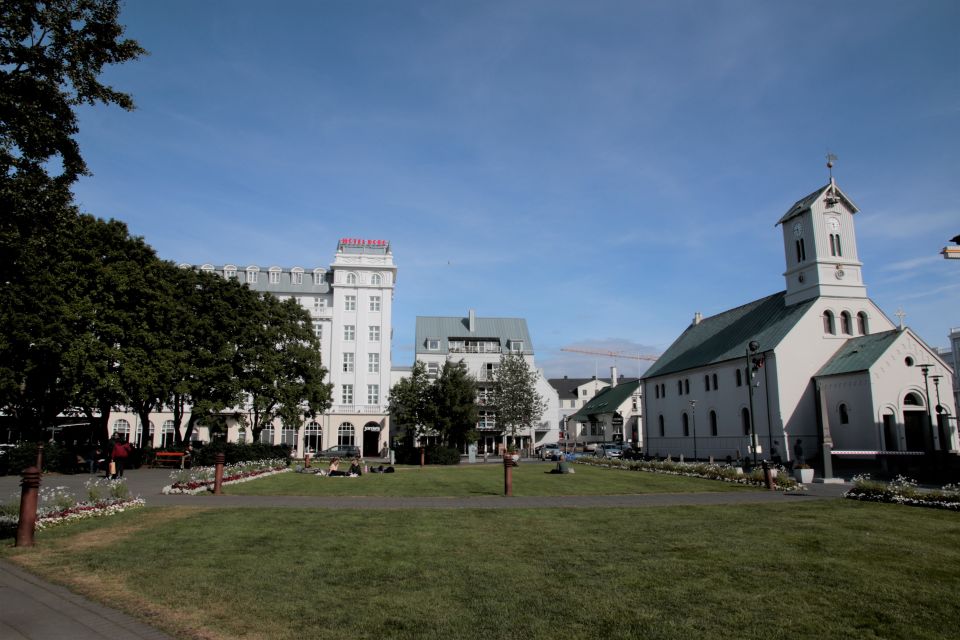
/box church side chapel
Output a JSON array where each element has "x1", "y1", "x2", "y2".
[{"x1": 640, "y1": 170, "x2": 957, "y2": 481}]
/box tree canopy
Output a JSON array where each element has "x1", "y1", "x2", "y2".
[{"x1": 491, "y1": 353, "x2": 546, "y2": 441}]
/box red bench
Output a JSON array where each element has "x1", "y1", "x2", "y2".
[{"x1": 154, "y1": 451, "x2": 187, "y2": 468}]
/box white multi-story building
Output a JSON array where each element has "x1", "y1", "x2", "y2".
[
  {"x1": 107, "y1": 238, "x2": 396, "y2": 458},
  {"x1": 551, "y1": 369, "x2": 642, "y2": 449},
  {"x1": 414, "y1": 310, "x2": 559, "y2": 454}
]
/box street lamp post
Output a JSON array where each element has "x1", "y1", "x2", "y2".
[
  {"x1": 689, "y1": 400, "x2": 698, "y2": 461},
  {"x1": 746, "y1": 341, "x2": 761, "y2": 466},
  {"x1": 917, "y1": 364, "x2": 935, "y2": 453}
]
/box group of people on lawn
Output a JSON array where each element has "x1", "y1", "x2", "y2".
[
  {"x1": 87, "y1": 435, "x2": 133, "y2": 479},
  {"x1": 312, "y1": 456, "x2": 394, "y2": 477}
]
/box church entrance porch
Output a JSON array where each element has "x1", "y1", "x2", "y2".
[{"x1": 903, "y1": 410, "x2": 928, "y2": 453}]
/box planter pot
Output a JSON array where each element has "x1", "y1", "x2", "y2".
[{"x1": 794, "y1": 467, "x2": 814, "y2": 483}]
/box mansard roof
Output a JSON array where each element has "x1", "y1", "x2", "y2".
[
  {"x1": 642, "y1": 291, "x2": 816, "y2": 379},
  {"x1": 415, "y1": 315, "x2": 533, "y2": 354}
]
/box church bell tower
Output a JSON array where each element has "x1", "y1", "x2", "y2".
[{"x1": 778, "y1": 169, "x2": 868, "y2": 306}]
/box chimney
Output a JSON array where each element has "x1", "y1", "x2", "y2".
[
  {"x1": 610, "y1": 366, "x2": 618, "y2": 387},
  {"x1": 468, "y1": 309, "x2": 476, "y2": 332},
  {"x1": 693, "y1": 312, "x2": 703, "y2": 325}
]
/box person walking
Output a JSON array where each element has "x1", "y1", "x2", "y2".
[{"x1": 111, "y1": 437, "x2": 132, "y2": 479}]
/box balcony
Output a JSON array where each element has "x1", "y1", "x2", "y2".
[{"x1": 332, "y1": 405, "x2": 385, "y2": 414}]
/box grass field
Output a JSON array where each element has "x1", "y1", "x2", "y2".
[
  {"x1": 4, "y1": 497, "x2": 959, "y2": 640},
  {"x1": 225, "y1": 462, "x2": 757, "y2": 497}
]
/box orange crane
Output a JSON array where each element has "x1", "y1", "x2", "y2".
[{"x1": 560, "y1": 347, "x2": 659, "y2": 362}]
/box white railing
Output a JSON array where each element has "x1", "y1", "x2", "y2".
[{"x1": 333, "y1": 404, "x2": 384, "y2": 414}]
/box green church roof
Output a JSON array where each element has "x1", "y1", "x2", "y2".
[
  {"x1": 642, "y1": 292, "x2": 816, "y2": 379},
  {"x1": 815, "y1": 329, "x2": 901, "y2": 377}
]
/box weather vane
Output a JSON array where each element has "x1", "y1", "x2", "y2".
[{"x1": 826, "y1": 152, "x2": 837, "y2": 180}]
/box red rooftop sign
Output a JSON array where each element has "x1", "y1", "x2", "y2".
[{"x1": 340, "y1": 238, "x2": 387, "y2": 246}]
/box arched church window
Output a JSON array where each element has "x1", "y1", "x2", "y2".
[
  {"x1": 677, "y1": 380, "x2": 683, "y2": 395},
  {"x1": 658, "y1": 415, "x2": 664, "y2": 437},
  {"x1": 682, "y1": 413, "x2": 689, "y2": 437},
  {"x1": 741, "y1": 408, "x2": 750, "y2": 435},
  {"x1": 823, "y1": 310, "x2": 836, "y2": 335},
  {"x1": 684, "y1": 379, "x2": 690, "y2": 395},
  {"x1": 710, "y1": 410, "x2": 718, "y2": 436},
  {"x1": 712, "y1": 373, "x2": 718, "y2": 390},
  {"x1": 904, "y1": 393, "x2": 922, "y2": 406},
  {"x1": 839, "y1": 404, "x2": 849, "y2": 424},
  {"x1": 857, "y1": 312, "x2": 869, "y2": 335},
  {"x1": 840, "y1": 311, "x2": 852, "y2": 335},
  {"x1": 704, "y1": 375, "x2": 710, "y2": 391},
  {"x1": 736, "y1": 369, "x2": 742, "y2": 387}
]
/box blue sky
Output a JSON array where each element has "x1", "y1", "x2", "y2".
[{"x1": 71, "y1": 0, "x2": 959, "y2": 378}]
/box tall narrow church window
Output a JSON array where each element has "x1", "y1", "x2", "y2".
[
  {"x1": 710, "y1": 410, "x2": 718, "y2": 436},
  {"x1": 684, "y1": 379, "x2": 690, "y2": 394},
  {"x1": 841, "y1": 311, "x2": 852, "y2": 335},
  {"x1": 660, "y1": 384, "x2": 666, "y2": 397},
  {"x1": 704, "y1": 375, "x2": 710, "y2": 391},
  {"x1": 829, "y1": 234, "x2": 843, "y2": 257},
  {"x1": 839, "y1": 403, "x2": 849, "y2": 424},
  {"x1": 741, "y1": 408, "x2": 750, "y2": 435},
  {"x1": 823, "y1": 310, "x2": 836, "y2": 335},
  {"x1": 795, "y1": 240, "x2": 802, "y2": 262},
  {"x1": 834, "y1": 234, "x2": 842, "y2": 256},
  {"x1": 655, "y1": 385, "x2": 659, "y2": 399},
  {"x1": 736, "y1": 369, "x2": 742, "y2": 387},
  {"x1": 678, "y1": 380, "x2": 683, "y2": 395},
  {"x1": 658, "y1": 415, "x2": 665, "y2": 437},
  {"x1": 682, "y1": 413, "x2": 689, "y2": 437},
  {"x1": 800, "y1": 238, "x2": 806, "y2": 261},
  {"x1": 857, "y1": 312, "x2": 869, "y2": 335},
  {"x1": 712, "y1": 373, "x2": 718, "y2": 390}
]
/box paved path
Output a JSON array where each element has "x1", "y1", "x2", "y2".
[{"x1": 0, "y1": 465, "x2": 851, "y2": 639}]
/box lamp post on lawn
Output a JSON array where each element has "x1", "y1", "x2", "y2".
[
  {"x1": 689, "y1": 400, "x2": 698, "y2": 461},
  {"x1": 745, "y1": 340, "x2": 761, "y2": 466},
  {"x1": 916, "y1": 364, "x2": 935, "y2": 453}
]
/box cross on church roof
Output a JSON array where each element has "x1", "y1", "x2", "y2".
[{"x1": 895, "y1": 308, "x2": 906, "y2": 330}]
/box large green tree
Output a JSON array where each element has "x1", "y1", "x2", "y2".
[
  {"x1": 431, "y1": 360, "x2": 478, "y2": 449},
  {"x1": 388, "y1": 361, "x2": 433, "y2": 448},
  {"x1": 491, "y1": 353, "x2": 547, "y2": 448}
]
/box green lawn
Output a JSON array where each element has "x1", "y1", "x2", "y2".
[
  {"x1": 4, "y1": 499, "x2": 959, "y2": 640},
  {"x1": 225, "y1": 462, "x2": 756, "y2": 496}
]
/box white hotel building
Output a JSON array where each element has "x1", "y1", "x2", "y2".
[{"x1": 106, "y1": 238, "x2": 396, "y2": 458}]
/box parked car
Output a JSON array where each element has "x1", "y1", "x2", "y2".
[
  {"x1": 594, "y1": 443, "x2": 623, "y2": 458},
  {"x1": 315, "y1": 445, "x2": 361, "y2": 459},
  {"x1": 536, "y1": 443, "x2": 563, "y2": 460}
]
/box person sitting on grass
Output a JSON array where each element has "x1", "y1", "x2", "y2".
[
  {"x1": 348, "y1": 457, "x2": 363, "y2": 476},
  {"x1": 327, "y1": 457, "x2": 347, "y2": 477}
]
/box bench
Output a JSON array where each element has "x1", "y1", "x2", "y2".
[{"x1": 154, "y1": 451, "x2": 187, "y2": 469}]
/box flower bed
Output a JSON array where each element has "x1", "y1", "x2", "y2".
[
  {"x1": 575, "y1": 456, "x2": 800, "y2": 490},
  {"x1": 843, "y1": 475, "x2": 960, "y2": 511},
  {"x1": 0, "y1": 478, "x2": 144, "y2": 535},
  {"x1": 161, "y1": 458, "x2": 290, "y2": 495}
]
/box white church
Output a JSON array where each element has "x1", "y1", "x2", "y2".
[{"x1": 641, "y1": 178, "x2": 957, "y2": 481}]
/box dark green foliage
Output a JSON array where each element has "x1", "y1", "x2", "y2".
[
  {"x1": 1, "y1": 441, "x2": 81, "y2": 474},
  {"x1": 426, "y1": 445, "x2": 461, "y2": 465},
  {"x1": 191, "y1": 442, "x2": 291, "y2": 467},
  {"x1": 431, "y1": 361, "x2": 478, "y2": 449}
]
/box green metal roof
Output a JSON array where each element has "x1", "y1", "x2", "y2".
[
  {"x1": 415, "y1": 315, "x2": 533, "y2": 354},
  {"x1": 815, "y1": 329, "x2": 901, "y2": 377},
  {"x1": 568, "y1": 379, "x2": 640, "y2": 422},
  {"x1": 642, "y1": 291, "x2": 816, "y2": 379}
]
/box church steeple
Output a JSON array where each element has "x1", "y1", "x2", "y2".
[{"x1": 778, "y1": 175, "x2": 867, "y2": 306}]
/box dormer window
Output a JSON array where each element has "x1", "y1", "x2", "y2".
[
  {"x1": 224, "y1": 265, "x2": 236, "y2": 279},
  {"x1": 314, "y1": 270, "x2": 325, "y2": 285},
  {"x1": 269, "y1": 268, "x2": 281, "y2": 284},
  {"x1": 427, "y1": 338, "x2": 440, "y2": 351},
  {"x1": 246, "y1": 266, "x2": 259, "y2": 284},
  {"x1": 510, "y1": 340, "x2": 524, "y2": 353},
  {"x1": 291, "y1": 268, "x2": 303, "y2": 285}
]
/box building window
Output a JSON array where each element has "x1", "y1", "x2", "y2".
[
  {"x1": 427, "y1": 338, "x2": 440, "y2": 351},
  {"x1": 478, "y1": 411, "x2": 496, "y2": 430},
  {"x1": 684, "y1": 379, "x2": 689, "y2": 395},
  {"x1": 582, "y1": 389, "x2": 588, "y2": 397},
  {"x1": 426, "y1": 362, "x2": 440, "y2": 377},
  {"x1": 246, "y1": 267, "x2": 258, "y2": 284},
  {"x1": 677, "y1": 380, "x2": 683, "y2": 395},
  {"x1": 224, "y1": 267, "x2": 236, "y2": 279},
  {"x1": 741, "y1": 408, "x2": 751, "y2": 435},
  {"x1": 314, "y1": 270, "x2": 325, "y2": 285},
  {"x1": 281, "y1": 427, "x2": 296, "y2": 447},
  {"x1": 346, "y1": 273, "x2": 358, "y2": 285},
  {"x1": 710, "y1": 411, "x2": 718, "y2": 436},
  {"x1": 338, "y1": 422, "x2": 355, "y2": 446},
  {"x1": 510, "y1": 341, "x2": 524, "y2": 353},
  {"x1": 839, "y1": 403, "x2": 849, "y2": 424},
  {"x1": 704, "y1": 375, "x2": 710, "y2": 391},
  {"x1": 371, "y1": 273, "x2": 382, "y2": 285},
  {"x1": 161, "y1": 420, "x2": 176, "y2": 447},
  {"x1": 345, "y1": 295, "x2": 356, "y2": 311},
  {"x1": 830, "y1": 233, "x2": 843, "y2": 257},
  {"x1": 312, "y1": 321, "x2": 322, "y2": 338},
  {"x1": 341, "y1": 384, "x2": 353, "y2": 404},
  {"x1": 368, "y1": 353, "x2": 380, "y2": 373},
  {"x1": 344, "y1": 325, "x2": 355, "y2": 341},
  {"x1": 658, "y1": 415, "x2": 665, "y2": 437},
  {"x1": 269, "y1": 270, "x2": 280, "y2": 284},
  {"x1": 857, "y1": 312, "x2": 869, "y2": 335},
  {"x1": 660, "y1": 383, "x2": 665, "y2": 397},
  {"x1": 314, "y1": 298, "x2": 325, "y2": 312},
  {"x1": 367, "y1": 384, "x2": 379, "y2": 404},
  {"x1": 113, "y1": 419, "x2": 131, "y2": 439},
  {"x1": 292, "y1": 270, "x2": 303, "y2": 285},
  {"x1": 134, "y1": 421, "x2": 153, "y2": 445},
  {"x1": 370, "y1": 296, "x2": 381, "y2": 311},
  {"x1": 682, "y1": 413, "x2": 689, "y2": 437},
  {"x1": 343, "y1": 352, "x2": 354, "y2": 373},
  {"x1": 655, "y1": 385, "x2": 660, "y2": 399},
  {"x1": 823, "y1": 310, "x2": 836, "y2": 335},
  {"x1": 841, "y1": 311, "x2": 852, "y2": 335},
  {"x1": 369, "y1": 325, "x2": 380, "y2": 341},
  {"x1": 260, "y1": 426, "x2": 275, "y2": 445},
  {"x1": 795, "y1": 239, "x2": 806, "y2": 262},
  {"x1": 303, "y1": 421, "x2": 322, "y2": 453},
  {"x1": 736, "y1": 368, "x2": 742, "y2": 387}
]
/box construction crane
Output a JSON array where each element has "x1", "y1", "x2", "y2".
[{"x1": 560, "y1": 347, "x2": 659, "y2": 362}]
